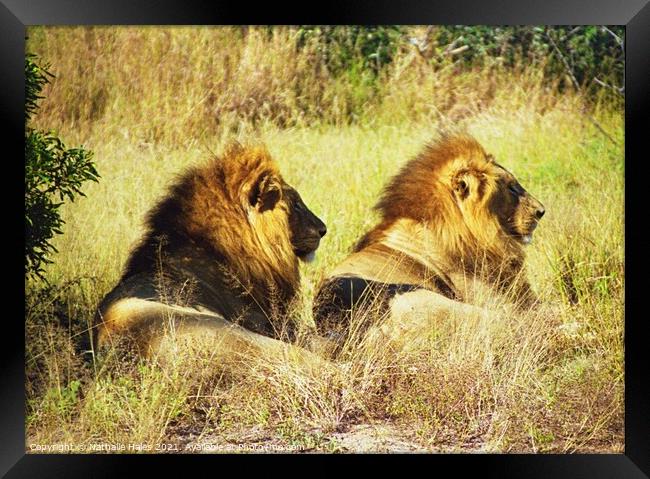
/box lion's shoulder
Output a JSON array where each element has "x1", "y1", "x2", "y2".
[{"x1": 313, "y1": 219, "x2": 462, "y2": 337}]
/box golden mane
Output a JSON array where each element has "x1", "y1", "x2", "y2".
[
  {"x1": 354, "y1": 134, "x2": 525, "y2": 272},
  {"x1": 123, "y1": 143, "x2": 299, "y2": 310}
]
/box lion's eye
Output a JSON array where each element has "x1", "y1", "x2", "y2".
[{"x1": 508, "y1": 184, "x2": 520, "y2": 196}]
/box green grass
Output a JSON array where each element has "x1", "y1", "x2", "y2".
[{"x1": 25, "y1": 26, "x2": 624, "y2": 453}]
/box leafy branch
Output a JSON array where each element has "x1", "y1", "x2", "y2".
[{"x1": 25, "y1": 53, "x2": 100, "y2": 281}]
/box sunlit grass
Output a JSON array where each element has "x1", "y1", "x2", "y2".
[{"x1": 25, "y1": 26, "x2": 623, "y2": 453}]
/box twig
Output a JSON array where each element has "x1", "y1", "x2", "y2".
[
  {"x1": 599, "y1": 26, "x2": 625, "y2": 96},
  {"x1": 444, "y1": 45, "x2": 469, "y2": 56},
  {"x1": 585, "y1": 112, "x2": 620, "y2": 146},
  {"x1": 545, "y1": 28, "x2": 580, "y2": 91},
  {"x1": 566, "y1": 26, "x2": 582, "y2": 37},
  {"x1": 544, "y1": 28, "x2": 620, "y2": 146},
  {"x1": 601, "y1": 26, "x2": 624, "y2": 54},
  {"x1": 443, "y1": 36, "x2": 465, "y2": 54},
  {"x1": 594, "y1": 77, "x2": 624, "y2": 94},
  {"x1": 409, "y1": 26, "x2": 437, "y2": 60}
]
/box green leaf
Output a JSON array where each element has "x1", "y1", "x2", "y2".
[{"x1": 25, "y1": 53, "x2": 100, "y2": 281}]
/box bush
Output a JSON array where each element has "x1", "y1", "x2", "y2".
[
  {"x1": 25, "y1": 53, "x2": 99, "y2": 281},
  {"x1": 432, "y1": 26, "x2": 624, "y2": 94},
  {"x1": 297, "y1": 26, "x2": 405, "y2": 75}
]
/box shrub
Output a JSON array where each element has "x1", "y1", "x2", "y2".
[
  {"x1": 297, "y1": 26, "x2": 405, "y2": 76},
  {"x1": 432, "y1": 26, "x2": 624, "y2": 94},
  {"x1": 25, "y1": 53, "x2": 99, "y2": 281}
]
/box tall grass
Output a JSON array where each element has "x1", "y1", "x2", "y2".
[{"x1": 25, "y1": 26, "x2": 623, "y2": 452}]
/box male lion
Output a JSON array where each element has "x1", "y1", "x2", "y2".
[
  {"x1": 313, "y1": 134, "x2": 545, "y2": 350},
  {"x1": 95, "y1": 143, "x2": 327, "y2": 363}
]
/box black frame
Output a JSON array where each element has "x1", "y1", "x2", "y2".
[{"x1": 6, "y1": 0, "x2": 649, "y2": 476}]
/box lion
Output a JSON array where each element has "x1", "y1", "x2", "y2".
[
  {"x1": 94, "y1": 143, "x2": 327, "y2": 364},
  {"x1": 313, "y1": 134, "x2": 545, "y2": 351}
]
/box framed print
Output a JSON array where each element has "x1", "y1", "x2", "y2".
[{"x1": 6, "y1": 0, "x2": 650, "y2": 476}]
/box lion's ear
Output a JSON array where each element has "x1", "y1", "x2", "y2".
[
  {"x1": 452, "y1": 173, "x2": 470, "y2": 200},
  {"x1": 249, "y1": 173, "x2": 282, "y2": 212}
]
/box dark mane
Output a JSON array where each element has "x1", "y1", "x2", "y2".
[{"x1": 119, "y1": 144, "x2": 300, "y2": 313}]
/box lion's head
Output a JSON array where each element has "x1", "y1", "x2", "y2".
[
  {"x1": 236, "y1": 151, "x2": 326, "y2": 263},
  {"x1": 446, "y1": 142, "x2": 545, "y2": 247},
  {"x1": 123, "y1": 143, "x2": 326, "y2": 308},
  {"x1": 362, "y1": 134, "x2": 544, "y2": 265}
]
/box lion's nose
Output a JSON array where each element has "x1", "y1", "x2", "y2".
[
  {"x1": 318, "y1": 225, "x2": 327, "y2": 237},
  {"x1": 535, "y1": 208, "x2": 545, "y2": 220}
]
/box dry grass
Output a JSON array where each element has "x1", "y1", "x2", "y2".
[{"x1": 25, "y1": 26, "x2": 623, "y2": 453}]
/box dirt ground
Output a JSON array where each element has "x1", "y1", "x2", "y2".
[{"x1": 177, "y1": 421, "x2": 488, "y2": 454}]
